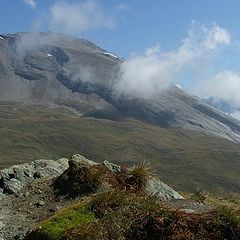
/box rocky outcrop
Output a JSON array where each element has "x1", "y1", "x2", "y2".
[
  {"x1": 0, "y1": 154, "x2": 185, "y2": 240},
  {"x1": 53, "y1": 154, "x2": 183, "y2": 200},
  {"x1": 103, "y1": 161, "x2": 184, "y2": 201},
  {"x1": 103, "y1": 160, "x2": 121, "y2": 173},
  {"x1": 0, "y1": 158, "x2": 68, "y2": 196},
  {"x1": 146, "y1": 176, "x2": 184, "y2": 200},
  {"x1": 0, "y1": 153, "x2": 183, "y2": 200},
  {"x1": 69, "y1": 154, "x2": 99, "y2": 167}
]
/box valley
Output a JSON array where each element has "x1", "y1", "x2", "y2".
[{"x1": 1, "y1": 101, "x2": 240, "y2": 193}]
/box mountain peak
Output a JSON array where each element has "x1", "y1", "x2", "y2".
[{"x1": 0, "y1": 31, "x2": 240, "y2": 142}]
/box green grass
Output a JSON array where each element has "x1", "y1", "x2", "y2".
[
  {"x1": 1, "y1": 101, "x2": 240, "y2": 193},
  {"x1": 26, "y1": 201, "x2": 95, "y2": 240}
]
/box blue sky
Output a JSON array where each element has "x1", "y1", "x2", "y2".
[
  {"x1": 1, "y1": 0, "x2": 240, "y2": 102},
  {"x1": 1, "y1": 0, "x2": 240, "y2": 57}
]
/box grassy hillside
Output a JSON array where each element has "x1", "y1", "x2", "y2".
[
  {"x1": 26, "y1": 192, "x2": 240, "y2": 240},
  {"x1": 0, "y1": 101, "x2": 240, "y2": 193}
]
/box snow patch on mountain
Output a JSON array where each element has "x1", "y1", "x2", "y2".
[
  {"x1": 175, "y1": 84, "x2": 182, "y2": 89},
  {"x1": 103, "y1": 52, "x2": 119, "y2": 59}
]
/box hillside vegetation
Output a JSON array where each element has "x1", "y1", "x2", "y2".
[
  {"x1": 25, "y1": 159, "x2": 240, "y2": 240},
  {"x1": 1, "y1": 101, "x2": 240, "y2": 193},
  {"x1": 26, "y1": 192, "x2": 240, "y2": 240}
]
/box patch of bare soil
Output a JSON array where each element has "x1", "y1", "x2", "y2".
[{"x1": 0, "y1": 177, "x2": 82, "y2": 240}]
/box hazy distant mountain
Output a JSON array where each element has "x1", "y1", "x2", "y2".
[
  {"x1": 205, "y1": 97, "x2": 240, "y2": 121},
  {"x1": 1, "y1": 32, "x2": 240, "y2": 142}
]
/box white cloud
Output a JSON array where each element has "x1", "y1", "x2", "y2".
[
  {"x1": 200, "y1": 71, "x2": 240, "y2": 106},
  {"x1": 49, "y1": 1, "x2": 116, "y2": 34},
  {"x1": 23, "y1": 0, "x2": 36, "y2": 9},
  {"x1": 114, "y1": 22, "x2": 231, "y2": 98}
]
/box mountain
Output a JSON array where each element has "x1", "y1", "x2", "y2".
[
  {"x1": 205, "y1": 97, "x2": 240, "y2": 121},
  {"x1": 1, "y1": 32, "x2": 240, "y2": 194},
  {"x1": 1, "y1": 101, "x2": 240, "y2": 193},
  {"x1": 1, "y1": 32, "x2": 240, "y2": 143}
]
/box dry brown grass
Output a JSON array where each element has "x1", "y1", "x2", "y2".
[{"x1": 61, "y1": 191, "x2": 240, "y2": 240}]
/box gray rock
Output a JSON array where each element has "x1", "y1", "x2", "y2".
[
  {"x1": 179, "y1": 209, "x2": 196, "y2": 213},
  {"x1": 0, "y1": 221, "x2": 5, "y2": 230},
  {"x1": 145, "y1": 176, "x2": 184, "y2": 201},
  {"x1": 4, "y1": 179, "x2": 24, "y2": 194},
  {"x1": 36, "y1": 200, "x2": 45, "y2": 207},
  {"x1": 0, "y1": 158, "x2": 69, "y2": 196},
  {"x1": 0, "y1": 189, "x2": 5, "y2": 199},
  {"x1": 57, "y1": 158, "x2": 69, "y2": 169},
  {"x1": 14, "y1": 233, "x2": 25, "y2": 240},
  {"x1": 103, "y1": 160, "x2": 121, "y2": 173},
  {"x1": 69, "y1": 154, "x2": 98, "y2": 168}
]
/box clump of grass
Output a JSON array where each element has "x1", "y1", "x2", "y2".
[
  {"x1": 218, "y1": 206, "x2": 240, "y2": 228},
  {"x1": 190, "y1": 187, "x2": 207, "y2": 202},
  {"x1": 90, "y1": 191, "x2": 127, "y2": 218},
  {"x1": 53, "y1": 161, "x2": 153, "y2": 197},
  {"x1": 67, "y1": 191, "x2": 161, "y2": 240},
  {"x1": 125, "y1": 162, "x2": 152, "y2": 191},
  {"x1": 54, "y1": 164, "x2": 108, "y2": 197}
]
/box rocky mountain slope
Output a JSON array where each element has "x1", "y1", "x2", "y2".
[
  {"x1": 1, "y1": 32, "x2": 240, "y2": 142},
  {"x1": 205, "y1": 97, "x2": 240, "y2": 120}
]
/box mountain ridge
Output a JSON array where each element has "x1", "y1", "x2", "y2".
[{"x1": 1, "y1": 32, "x2": 240, "y2": 143}]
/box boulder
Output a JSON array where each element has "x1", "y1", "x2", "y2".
[
  {"x1": 36, "y1": 200, "x2": 45, "y2": 207},
  {"x1": 0, "y1": 158, "x2": 69, "y2": 195},
  {"x1": 145, "y1": 176, "x2": 184, "y2": 200},
  {"x1": 4, "y1": 179, "x2": 24, "y2": 194},
  {"x1": 103, "y1": 160, "x2": 121, "y2": 173},
  {"x1": 69, "y1": 154, "x2": 98, "y2": 168}
]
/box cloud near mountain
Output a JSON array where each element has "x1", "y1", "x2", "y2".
[
  {"x1": 114, "y1": 22, "x2": 231, "y2": 98},
  {"x1": 200, "y1": 71, "x2": 240, "y2": 106}
]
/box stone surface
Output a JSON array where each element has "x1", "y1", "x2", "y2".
[
  {"x1": 69, "y1": 154, "x2": 98, "y2": 168},
  {"x1": 4, "y1": 179, "x2": 24, "y2": 194},
  {"x1": 36, "y1": 200, "x2": 45, "y2": 207},
  {"x1": 0, "y1": 158, "x2": 69, "y2": 195},
  {"x1": 145, "y1": 176, "x2": 184, "y2": 201},
  {"x1": 103, "y1": 160, "x2": 121, "y2": 173},
  {"x1": 0, "y1": 221, "x2": 5, "y2": 230}
]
